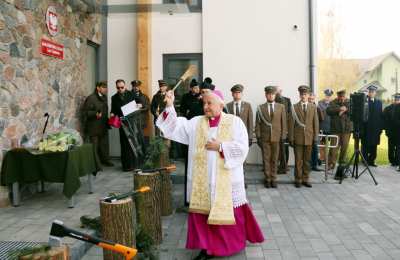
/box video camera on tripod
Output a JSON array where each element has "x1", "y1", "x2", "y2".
[
  {"x1": 340, "y1": 92, "x2": 378, "y2": 185},
  {"x1": 349, "y1": 92, "x2": 368, "y2": 129}
]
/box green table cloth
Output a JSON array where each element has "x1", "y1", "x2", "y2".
[{"x1": 1, "y1": 144, "x2": 100, "y2": 198}]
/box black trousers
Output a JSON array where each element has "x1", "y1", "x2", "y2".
[
  {"x1": 119, "y1": 128, "x2": 137, "y2": 171},
  {"x1": 361, "y1": 144, "x2": 377, "y2": 165},
  {"x1": 388, "y1": 136, "x2": 398, "y2": 165}
]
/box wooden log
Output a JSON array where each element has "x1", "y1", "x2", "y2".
[
  {"x1": 18, "y1": 246, "x2": 69, "y2": 260},
  {"x1": 100, "y1": 198, "x2": 135, "y2": 260},
  {"x1": 159, "y1": 139, "x2": 170, "y2": 167},
  {"x1": 134, "y1": 171, "x2": 162, "y2": 245},
  {"x1": 160, "y1": 170, "x2": 173, "y2": 216}
]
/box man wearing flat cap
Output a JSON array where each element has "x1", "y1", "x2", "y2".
[
  {"x1": 151, "y1": 80, "x2": 169, "y2": 134},
  {"x1": 288, "y1": 85, "x2": 319, "y2": 188},
  {"x1": 383, "y1": 93, "x2": 400, "y2": 167},
  {"x1": 255, "y1": 86, "x2": 287, "y2": 188},
  {"x1": 326, "y1": 89, "x2": 353, "y2": 177},
  {"x1": 227, "y1": 84, "x2": 254, "y2": 145},
  {"x1": 360, "y1": 85, "x2": 383, "y2": 167}
]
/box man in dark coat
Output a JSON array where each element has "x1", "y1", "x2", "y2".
[
  {"x1": 383, "y1": 93, "x2": 400, "y2": 166},
  {"x1": 275, "y1": 86, "x2": 291, "y2": 174},
  {"x1": 360, "y1": 85, "x2": 383, "y2": 167},
  {"x1": 326, "y1": 89, "x2": 353, "y2": 175},
  {"x1": 180, "y1": 79, "x2": 203, "y2": 119},
  {"x1": 111, "y1": 79, "x2": 137, "y2": 171},
  {"x1": 318, "y1": 88, "x2": 333, "y2": 165},
  {"x1": 131, "y1": 80, "x2": 150, "y2": 131},
  {"x1": 82, "y1": 81, "x2": 113, "y2": 168},
  {"x1": 151, "y1": 80, "x2": 169, "y2": 135}
]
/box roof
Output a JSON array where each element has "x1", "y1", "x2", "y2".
[
  {"x1": 355, "y1": 52, "x2": 400, "y2": 76},
  {"x1": 358, "y1": 80, "x2": 386, "y2": 93}
]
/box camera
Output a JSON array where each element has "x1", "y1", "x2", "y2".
[{"x1": 350, "y1": 92, "x2": 368, "y2": 127}]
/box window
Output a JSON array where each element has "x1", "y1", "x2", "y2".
[{"x1": 163, "y1": 0, "x2": 202, "y2": 12}]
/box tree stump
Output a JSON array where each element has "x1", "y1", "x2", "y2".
[
  {"x1": 134, "y1": 171, "x2": 162, "y2": 245},
  {"x1": 160, "y1": 170, "x2": 173, "y2": 216},
  {"x1": 18, "y1": 246, "x2": 69, "y2": 260},
  {"x1": 100, "y1": 198, "x2": 135, "y2": 260}
]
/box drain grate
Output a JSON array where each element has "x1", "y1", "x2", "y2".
[{"x1": 0, "y1": 241, "x2": 43, "y2": 259}]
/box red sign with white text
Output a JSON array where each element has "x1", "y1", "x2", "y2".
[{"x1": 40, "y1": 38, "x2": 64, "y2": 59}]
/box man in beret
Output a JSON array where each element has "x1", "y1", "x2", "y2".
[
  {"x1": 383, "y1": 93, "x2": 400, "y2": 167},
  {"x1": 318, "y1": 88, "x2": 333, "y2": 165},
  {"x1": 227, "y1": 84, "x2": 254, "y2": 146},
  {"x1": 288, "y1": 85, "x2": 319, "y2": 188},
  {"x1": 275, "y1": 86, "x2": 292, "y2": 174},
  {"x1": 360, "y1": 85, "x2": 383, "y2": 167},
  {"x1": 326, "y1": 89, "x2": 353, "y2": 177},
  {"x1": 255, "y1": 86, "x2": 287, "y2": 188},
  {"x1": 151, "y1": 80, "x2": 169, "y2": 135}
]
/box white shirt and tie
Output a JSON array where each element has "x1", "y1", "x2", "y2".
[
  {"x1": 234, "y1": 101, "x2": 242, "y2": 116},
  {"x1": 301, "y1": 102, "x2": 308, "y2": 113},
  {"x1": 267, "y1": 102, "x2": 275, "y2": 117}
]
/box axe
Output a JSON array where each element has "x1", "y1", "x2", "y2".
[
  {"x1": 49, "y1": 220, "x2": 137, "y2": 260},
  {"x1": 102, "y1": 186, "x2": 151, "y2": 203},
  {"x1": 134, "y1": 164, "x2": 177, "y2": 174},
  {"x1": 172, "y1": 65, "x2": 198, "y2": 91}
]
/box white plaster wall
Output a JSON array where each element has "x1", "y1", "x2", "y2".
[
  {"x1": 150, "y1": 12, "x2": 202, "y2": 96},
  {"x1": 202, "y1": 0, "x2": 313, "y2": 163},
  {"x1": 107, "y1": 11, "x2": 137, "y2": 156}
]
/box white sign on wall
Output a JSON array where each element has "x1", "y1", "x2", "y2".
[{"x1": 46, "y1": 6, "x2": 59, "y2": 36}]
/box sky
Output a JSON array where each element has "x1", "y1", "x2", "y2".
[{"x1": 318, "y1": 0, "x2": 400, "y2": 59}]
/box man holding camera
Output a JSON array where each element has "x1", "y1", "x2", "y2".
[
  {"x1": 288, "y1": 85, "x2": 319, "y2": 188},
  {"x1": 361, "y1": 85, "x2": 383, "y2": 167},
  {"x1": 326, "y1": 89, "x2": 353, "y2": 176}
]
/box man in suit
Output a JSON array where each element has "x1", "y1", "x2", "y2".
[
  {"x1": 226, "y1": 84, "x2": 254, "y2": 146},
  {"x1": 111, "y1": 79, "x2": 137, "y2": 171},
  {"x1": 361, "y1": 85, "x2": 383, "y2": 167},
  {"x1": 275, "y1": 86, "x2": 291, "y2": 174},
  {"x1": 326, "y1": 89, "x2": 353, "y2": 177},
  {"x1": 288, "y1": 85, "x2": 319, "y2": 188},
  {"x1": 255, "y1": 86, "x2": 287, "y2": 188},
  {"x1": 383, "y1": 93, "x2": 400, "y2": 166}
]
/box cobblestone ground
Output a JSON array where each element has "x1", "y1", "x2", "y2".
[{"x1": 2, "y1": 160, "x2": 400, "y2": 260}]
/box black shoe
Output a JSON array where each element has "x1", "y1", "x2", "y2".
[
  {"x1": 368, "y1": 163, "x2": 378, "y2": 167},
  {"x1": 102, "y1": 161, "x2": 114, "y2": 167},
  {"x1": 295, "y1": 183, "x2": 301, "y2": 188},
  {"x1": 271, "y1": 181, "x2": 277, "y2": 188},
  {"x1": 264, "y1": 181, "x2": 271, "y2": 188},
  {"x1": 302, "y1": 182, "x2": 312, "y2": 188},
  {"x1": 194, "y1": 250, "x2": 213, "y2": 260},
  {"x1": 122, "y1": 168, "x2": 134, "y2": 172},
  {"x1": 312, "y1": 167, "x2": 323, "y2": 172}
]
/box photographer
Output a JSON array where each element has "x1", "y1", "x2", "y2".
[{"x1": 326, "y1": 89, "x2": 353, "y2": 176}]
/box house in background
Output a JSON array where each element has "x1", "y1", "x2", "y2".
[{"x1": 354, "y1": 52, "x2": 400, "y2": 102}]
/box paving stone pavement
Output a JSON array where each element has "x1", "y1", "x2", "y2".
[{"x1": 2, "y1": 160, "x2": 400, "y2": 260}]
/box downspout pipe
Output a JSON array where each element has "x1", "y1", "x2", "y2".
[{"x1": 308, "y1": 0, "x2": 316, "y2": 93}]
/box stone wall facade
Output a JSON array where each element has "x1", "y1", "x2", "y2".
[{"x1": 0, "y1": 0, "x2": 103, "y2": 205}]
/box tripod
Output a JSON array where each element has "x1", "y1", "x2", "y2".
[{"x1": 339, "y1": 129, "x2": 378, "y2": 185}]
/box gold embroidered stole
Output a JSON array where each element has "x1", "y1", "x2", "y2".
[{"x1": 189, "y1": 113, "x2": 236, "y2": 225}]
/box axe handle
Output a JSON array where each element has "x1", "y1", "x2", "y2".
[{"x1": 99, "y1": 242, "x2": 137, "y2": 260}]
